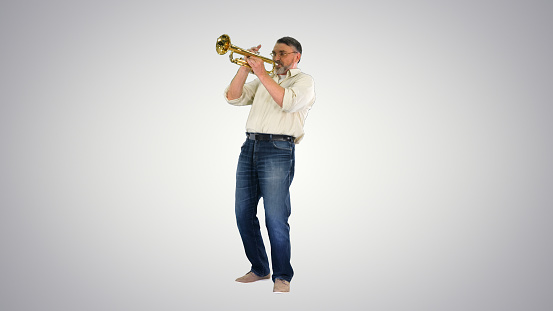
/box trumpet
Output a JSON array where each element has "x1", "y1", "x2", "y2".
[{"x1": 216, "y1": 34, "x2": 275, "y2": 74}]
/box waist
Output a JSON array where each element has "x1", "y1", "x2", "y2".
[{"x1": 246, "y1": 132, "x2": 295, "y2": 142}]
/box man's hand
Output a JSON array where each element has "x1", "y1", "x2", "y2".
[
  {"x1": 244, "y1": 44, "x2": 269, "y2": 77},
  {"x1": 248, "y1": 44, "x2": 261, "y2": 54},
  {"x1": 235, "y1": 45, "x2": 262, "y2": 75},
  {"x1": 246, "y1": 56, "x2": 268, "y2": 77}
]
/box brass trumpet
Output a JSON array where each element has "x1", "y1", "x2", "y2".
[{"x1": 216, "y1": 34, "x2": 275, "y2": 74}]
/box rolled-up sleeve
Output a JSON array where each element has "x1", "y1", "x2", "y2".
[
  {"x1": 224, "y1": 79, "x2": 260, "y2": 106},
  {"x1": 281, "y1": 74, "x2": 315, "y2": 113}
]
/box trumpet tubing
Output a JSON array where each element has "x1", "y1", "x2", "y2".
[{"x1": 216, "y1": 34, "x2": 275, "y2": 74}]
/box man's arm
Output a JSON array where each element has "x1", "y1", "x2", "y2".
[
  {"x1": 247, "y1": 57, "x2": 314, "y2": 112},
  {"x1": 247, "y1": 57, "x2": 285, "y2": 108},
  {"x1": 226, "y1": 45, "x2": 262, "y2": 101},
  {"x1": 226, "y1": 66, "x2": 251, "y2": 100}
]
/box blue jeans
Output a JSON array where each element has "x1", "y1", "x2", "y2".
[{"x1": 235, "y1": 137, "x2": 295, "y2": 282}]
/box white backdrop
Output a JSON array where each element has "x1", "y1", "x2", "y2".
[{"x1": 1, "y1": 1, "x2": 552, "y2": 310}]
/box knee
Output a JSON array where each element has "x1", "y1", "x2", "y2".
[{"x1": 265, "y1": 217, "x2": 290, "y2": 238}]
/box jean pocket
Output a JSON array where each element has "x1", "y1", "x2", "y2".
[{"x1": 272, "y1": 140, "x2": 293, "y2": 151}]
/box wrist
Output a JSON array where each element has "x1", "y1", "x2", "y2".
[
  {"x1": 256, "y1": 69, "x2": 270, "y2": 79},
  {"x1": 238, "y1": 66, "x2": 251, "y2": 74}
]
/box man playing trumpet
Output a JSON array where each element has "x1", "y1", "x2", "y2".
[{"x1": 224, "y1": 36, "x2": 316, "y2": 293}]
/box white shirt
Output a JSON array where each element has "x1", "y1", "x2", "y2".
[{"x1": 224, "y1": 68, "x2": 316, "y2": 143}]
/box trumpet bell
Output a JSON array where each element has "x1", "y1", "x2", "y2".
[{"x1": 216, "y1": 34, "x2": 230, "y2": 55}]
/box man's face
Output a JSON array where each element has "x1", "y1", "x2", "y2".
[{"x1": 272, "y1": 43, "x2": 300, "y2": 75}]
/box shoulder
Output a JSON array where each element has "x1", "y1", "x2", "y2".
[{"x1": 291, "y1": 71, "x2": 314, "y2": 88}]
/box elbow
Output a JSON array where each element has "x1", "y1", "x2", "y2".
[{"x1": 226, "y1": 90, "x2": 240, "y2": 101}]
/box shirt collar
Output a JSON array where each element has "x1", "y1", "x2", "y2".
[
  {"x1": 288, "y1": 68, "x2": 301, "y2": 77},
  {"x1": 275, "y1": 68, "x2": 301, "y2": 80}
]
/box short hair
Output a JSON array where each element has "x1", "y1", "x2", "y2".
[{"x1": 277, "y1": 36, "x2": 302, "y2": 55}]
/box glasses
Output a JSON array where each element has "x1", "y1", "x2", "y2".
[{"x1": 270, "y1": 51, "x2": 298, "y2": 58}]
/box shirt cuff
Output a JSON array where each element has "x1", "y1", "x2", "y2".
[
  {"x1": 224, "y1": 86, "x2": 245, "y2": 104},
  {"x1": 281, "y1": 88, "x2": 295, "y2": 112}
]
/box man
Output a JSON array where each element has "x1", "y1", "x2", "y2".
[{"x1": 224, "y1": 36, "x2": 315, "y2": 293}]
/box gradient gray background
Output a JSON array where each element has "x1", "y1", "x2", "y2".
[{"x1": 1, "y1": 0, "x2": 552, "y2": 310}]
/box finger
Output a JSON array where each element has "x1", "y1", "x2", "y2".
[
  {"x1": 248, "y1": 57, "x2": 260, "y2": 65},
  {"x1": 246, "y1": 58, "x2": 260, "y2": 70}
]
